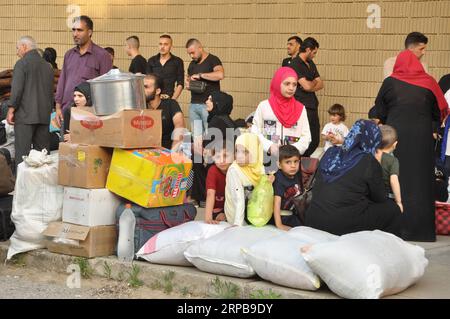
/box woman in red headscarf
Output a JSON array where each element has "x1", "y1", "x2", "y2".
[
  {"x1": 252, "y1": 67, "x2": 311, "y2": 172},
  {"x1": 373, "y1": 49, "x2": 448, "y2": 242}
]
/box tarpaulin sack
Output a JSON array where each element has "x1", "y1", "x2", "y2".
[
  {"x1": 136, "y1": 221, "x2": 231, "y2": 266},
  {"x1": 435, "y1": 201, "x2": 450, "y2": 235},
  {"x1": 246, "y1": 175, "x2": 274, "y2": 227},
  {"x1": 302, "y1": 230, "x2": 428, "y2": 299},
  {"x1": 116, "y1": 202, "x2": 197, "y2": 254},
  {"x1": 7, "y1": 149, "x2": 63, "y2": 260}
]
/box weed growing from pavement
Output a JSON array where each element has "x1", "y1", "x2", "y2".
[
  {"x1": 117, "y1": 270, "x2": 125, "y2": 282},
  {"x1": 179, "y1": 286, "x2": 190, "y2": 297},
  {"x1": 162, "y1": 271, "x2": 175, "y2": 294},
  {"x1": 10, "y1": 253, "x2": 26, "y2": 267},
  {"x1": 103, "y1": 261, "x2": 112, "y2": 279},
  {"x1": 127, "y1": 264, "x2": 144, "y2": 288},
  {"x1": 150, "y1": 271, "x2": 175, "y2": 294},
  {"x1": 209, "y1": 276, "x2": 241, "y2": 299},
  {"x1": 250, "y1": 289, "x2": 282, "y2": 299},
  {"x1": 74, "y1": 257, "x2": 93, "y2": 279}
]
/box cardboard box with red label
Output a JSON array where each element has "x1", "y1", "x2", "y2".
[{"x1": 70, "y1": 107, "x2": 162, "y2": 149}]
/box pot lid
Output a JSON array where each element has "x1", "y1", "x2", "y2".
[{"x1": 87, "y1": 68, "x2": 145, "y2": 83}]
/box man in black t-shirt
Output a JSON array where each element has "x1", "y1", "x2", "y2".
[
  {"x1": 185, "y1": 38, "x2": 224, "y2": 138},
  {"x1": 281, "y1": 35, "x2": 302, "y2": 67},
  {"x1": 125, "y1": 36, "x2": 147, "y2": 74},
  {"x1": 147, "y1": 35, "x2": 185, "y2": 101},
  {"x1": 295, "y1": 37, "x2": 324, "y2": 157},
  {"x1": 144, "y1": 73, "x2": 185, "y2": 150}
]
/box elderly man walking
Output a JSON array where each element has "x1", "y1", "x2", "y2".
[{"x1": 7, "y1": 36, "x2": 54, "y2": 166}]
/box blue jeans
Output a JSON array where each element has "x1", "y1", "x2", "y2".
[{"x1": 190, "y1": 103, "x2": 208, "y2": 137}]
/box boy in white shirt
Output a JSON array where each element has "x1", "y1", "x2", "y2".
[{"x1": 321, "y1": 104, "x2": 349, "y2": 152}]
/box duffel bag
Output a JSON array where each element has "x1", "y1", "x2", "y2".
[
  {"x1": 116, "y1": 202, "x2": 197, "y2": 254},
  {"x1": 0, "y1": 148, "x2": 14, "y2": 196},
  {"x1": 0, "y1": 195, "x2": 14, "y2": 241}
]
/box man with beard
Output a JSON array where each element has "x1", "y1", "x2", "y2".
[
  {"x1": 185, "y1": 38, "x2": 224, "y2": 138},
  {"x1": 54, "y1": 15, "x2": 112, "y2": 126},
  {"x1": 147, "y1": 34, "x2": 184, "y2": 100},
  {"x1": 144, "y1": 74, "x2": 185, "y2": 150},
  {"x1": 296, "y1": 37, "x2": 324, "y2": 157},
  {"x1": 282, "y1": 35, "x2": 302, "y2": 67}
]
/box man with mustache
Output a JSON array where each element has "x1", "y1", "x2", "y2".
[{"x1": 54, "y1": 15, "x2": 112, "y2": 126}]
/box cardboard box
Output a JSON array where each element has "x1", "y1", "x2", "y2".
[
  {"x1": 63, "y1": 187, "x2": 120, "y2": 227},
  {"x1": 70, "y1": 107, "x2": 162, "y2": 149},
  {"x1": 43, "y1": 222, "x2": 117, "y2": 258},
  {"x1": 106, "y1": 148, "x2": 192, "y2": 208},
  {"x1": 58, "y1": 143, "x2": 112, "y2": 189}
]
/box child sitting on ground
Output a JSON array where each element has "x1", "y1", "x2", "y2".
[
  {"x1": 204, "y1": 140, "x2": 234, "y2": 224},
  {"x1": 321, "y1": 104, "x2": 349, "y2": 152},
  {"x1": 273, "y1": 145, "x2": 303, "y2": 231},
  {"x1": 224, "y1": 133, "x2": 266, "y2": 226},
  {"x1": 375, "y1": 125, "x2": 403, "y2": 213}
]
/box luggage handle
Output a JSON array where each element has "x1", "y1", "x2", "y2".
[{"x1": 160, "y1": 209, "x2": 192, "y2": 228}]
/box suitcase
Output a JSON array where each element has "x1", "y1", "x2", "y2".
[
  {"x1": 0, "y1": 195, "x2": 14, "y2": 241},
  {"x1": 435, "y1": 201, "x2": 450, "y2": 235},
  {"x1": 116, "y1": 202, "x2": 197, "y2": 254}
]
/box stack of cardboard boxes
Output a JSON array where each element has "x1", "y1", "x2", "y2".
[{"x1": 43, "y1": 107, "x2": 192, "y2": 258}]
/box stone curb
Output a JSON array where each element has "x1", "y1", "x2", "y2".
[{"x1": 0, "y1": 241, "x2": 337, "y2": 299}]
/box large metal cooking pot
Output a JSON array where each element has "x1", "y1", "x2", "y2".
[{"x1": 88, "y1": 69, "x2": 146, "y2": 115}]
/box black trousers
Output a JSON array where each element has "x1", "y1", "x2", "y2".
[
  {"x1": 14, "y1": 124, "x2": 50, "y2": 167},
  {"x1": 303, "y1": 108, "x2": 320, "y2": 157}
]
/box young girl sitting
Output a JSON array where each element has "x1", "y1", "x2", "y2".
[
  {"x1": 224, "y1": 132, "x2": 266, "y2": 226},
  {"x1": 321, "y1": 103, "x2": 349, "y2": 152}
]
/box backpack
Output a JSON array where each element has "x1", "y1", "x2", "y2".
[
  {"x1": 116, "y1": 202, "x2": 197, "y2": 255},
  {"x1": 0, "y1": 122, "x2": 6, "y2": 145},
  {"x1": 0, "y1": 148, "x2": 14, "y2": 196},
  {"x1": 291, "y1": 157, "x2": 319, "y2": 225}
]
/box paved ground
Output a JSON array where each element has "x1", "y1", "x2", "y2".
[
  {"x1": 0, "y1": 200, "x2": 449, "y2": 299},
  {"x1": 0, "y1": 262, "x2": 186, "y2": 299},
  {"x1": 1, "y1": 222, "x2": 449, "y2": 299}
]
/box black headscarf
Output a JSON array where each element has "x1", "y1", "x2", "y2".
[
  {"x1": 204, "y1": 91, "x2": 238, "y2": 148},
  {"x1": 74, "y1": 82, "x2": 92, "y2": 106},
  {"x1": 208, "y1": 91, "x2": 234, "y2": 125},
  {"x1": 43, "y1": 47, "x2": 58, "y2": 69}
]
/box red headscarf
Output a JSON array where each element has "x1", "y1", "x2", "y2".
[
  {"x1": 391, "y1": 50, "x2": 449, "y2": 120},
  {"x1": 268, "y1": 67, "x2": 304, "y2": 128}
]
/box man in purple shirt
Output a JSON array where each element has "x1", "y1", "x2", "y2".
[{"x1": 55, "y1": 15, "x2": 111, "y2": 125}]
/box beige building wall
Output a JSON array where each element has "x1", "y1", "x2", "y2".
[{"x1": 0, "y1": 0, "x2": 449, "y2": 129}]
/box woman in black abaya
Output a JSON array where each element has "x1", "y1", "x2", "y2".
[{"x1": 373, "y1": 50, "x2": 448, "y2": 241}]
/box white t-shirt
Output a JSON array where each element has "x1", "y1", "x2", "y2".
[
  {"x1": 251, "y1": 99, "x2": 311, "y2": 155},
  {"x1": 321, "y1": 122, "x2": 349, "y2": 151}
]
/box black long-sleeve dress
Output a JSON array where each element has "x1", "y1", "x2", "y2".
[
  {"x1": 374, "y1": 77, "x2": 441, "y2": 242},
  {"x1": 305, "y1": 154, "x2": 401, "y2": 236}
]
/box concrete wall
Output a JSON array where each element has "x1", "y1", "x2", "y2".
[{"x1": 1, "y1": 0, "x2": 449, "y2": 128}]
